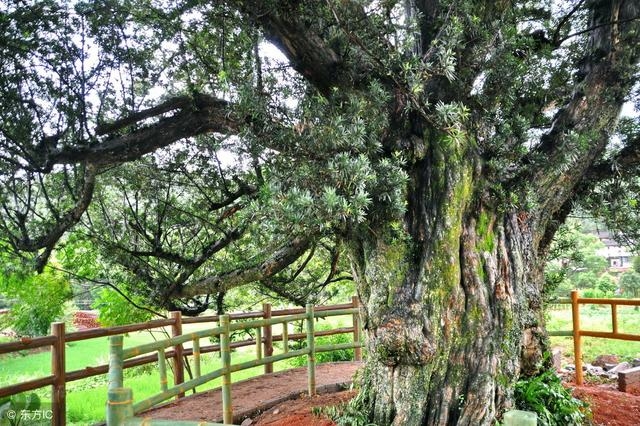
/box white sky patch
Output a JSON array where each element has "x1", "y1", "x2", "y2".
[
  {"x1": 470, "y1": 72, "x2": 486, "y2": 96},
  {"x1": 621, "y1": 101, "x2": 638, "y2": 118}
]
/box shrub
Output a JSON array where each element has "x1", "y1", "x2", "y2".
[
  {"x1": 92, "y1": 288, "x2": 153, "y2": 327},
  {"x1": 0, "y1": 269, "x2": 73, "y2": 337},
  {"x1": 288, "y1": 322, "x2": 354, "y2": 368},
  {"x1": 514, "y1": 369, "x2": 591, "y2": 425}
]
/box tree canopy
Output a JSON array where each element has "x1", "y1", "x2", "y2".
[
  {"x1": 1, "y1": 0, "x2": 637, "y2": 311},
  {"x1": 1, "y1": 1, "x2": 639, "y2": 423}
]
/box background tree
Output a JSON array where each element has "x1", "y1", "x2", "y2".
[
  {"x1": 619, "y1": 271, "x2": 640, "y2": 298},
  {"x1": 0, "y1": 251, "x2": 72, "y2": 337},
  {"x1": 0, "y1": 1, "x2": 639, "y2": 424}
]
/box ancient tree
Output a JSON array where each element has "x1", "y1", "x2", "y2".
[{"x1": 1, "y1": 1, "x2": 639, "y2": 424}]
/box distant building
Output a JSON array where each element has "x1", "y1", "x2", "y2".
[{"x1": 593, "y1": 230, "x2": 633, "y2": 272}]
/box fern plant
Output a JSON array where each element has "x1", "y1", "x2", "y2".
[{"x1": 514, "y1": 369, "x2": 591, "y2": 425}]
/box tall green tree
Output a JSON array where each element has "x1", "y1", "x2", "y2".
[{"x1": 0, "y1": 1, "x2": 639, "y2": 424}]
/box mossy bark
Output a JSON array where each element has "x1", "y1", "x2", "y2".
[{"x1": 350, "y1": 135, "x2": 547, "y2": 425}]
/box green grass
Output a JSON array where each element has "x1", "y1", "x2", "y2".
[
  {"x1": 0, "y1": 314, "x2": 355, "y2": 424},
  {"x1": 547, "y1": 305, "x2": 640, "y2": 363},
  {"x1": 64, "y1": 349, "x2": 291, "y2": 425}
]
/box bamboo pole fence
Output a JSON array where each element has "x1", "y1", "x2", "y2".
[
  {"x1": 547, "y1": 290, "x2": 640, "y2": 385},
  {"x1": 107, "y1": 304, "x2": 364, "y2": 424},
  {"x1": 0, "y1": 297, "x2": 364, "y2": 425}
]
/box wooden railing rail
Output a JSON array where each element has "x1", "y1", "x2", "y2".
[
  {"x1": 0, "y1": 297, "x2": 363, "y2": 425},
  {"x1": 547, "y1": 290, "x2": 640, "y2": 385}
]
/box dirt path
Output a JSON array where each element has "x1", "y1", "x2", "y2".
[
  {"x1": 251, "y1": 384, "x2": 640, "y2": 426},
  {"x1": 140, "y1": 361, "x2": 361, "y2": 424},
  {"x1": 572, "y1": 384, "x2": 640, "y2": 426},
  {"x1": 141, "y1": 362, "x2": 640, "y2": 425}
]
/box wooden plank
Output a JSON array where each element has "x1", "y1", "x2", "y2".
[
  {"x1": 271, "y1": 302, "x2": 353, "y2": 317},
  {"x1": 51, "y1": 322, "x2": 65, "y2": 426},
  {"x1": 181, "y1": 311, "x2": 262, "y2": 324},
  {"x1": 580, "y1": 331, "x2": 640, "y2": 342},
  {"x1": 65, "y1": 319, "x2": 175, "y2": 342},
  {"x1": 572, "y1": 290, "x2": 583, "y2": 386},
  {"x1": 0, "y1": 335, "x2": 57, "y2": 354},
  {"x1": 0, "y1": 376, "x2": 56, "y2": 399},
  {"x1": 577, "y1": 297, "x2": 640, "y2": 306},
  {"x1": 170, "y1": 311, "x2": 185, "y2": 398},
  {"x1": 66, "y1": 353, "x2": 159, "y2": 382},
  {"x1": 263, "y1": 303, "x2": 273, "y2": 374},
  {"x1": 352, "y1": 296, "x2": 362, "y2": 361},
  {"x1": 618, "y1": 366, "x2": 640, "y2": 392}
]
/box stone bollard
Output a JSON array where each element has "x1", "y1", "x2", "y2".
[{"x1": 504, "y1": 410, "x2": 537, "y2": 426}]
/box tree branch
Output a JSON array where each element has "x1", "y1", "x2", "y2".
[
  {"x1": 37, "y1": 94, "x2": 239, "y2": 169},
  {"x1": 514, "y1": 1, "x2": 640, "y2": 234},
  {"x1": 179, "y1": 236, "x2": 312, "y2": 297},
  {"x1": 233, "y1": 1, "x2": 357, "y2": 95},
  {"x1": 12, "y1": 164, "x2": 98, "y2": 256},
  {"x1": 587, "y1": 133, "x2": 640, "y2": 180}
]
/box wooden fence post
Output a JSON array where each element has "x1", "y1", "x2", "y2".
[
  {"x1": 571, "y1": 290, "x2": 583, "y2": 385},
  {"x1": 306, "y1": 304, "x2": 316, "y2": 397},
  {"x1": 170, "y1": 311, "x2": 185, "y2": 398},
  {"x1": 263, "y1": 303, "x2": 273, "y2": 374},
  {"x1": 51, "y1": 322, "x2": 65, "y2": 426},
  {"x1": 220, "y1": 314, "x2": 233, "y2": 425},
  {"x1": 352, "y1": 296, "x2": 362, "y2": 361}
]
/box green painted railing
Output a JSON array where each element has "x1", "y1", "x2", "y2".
[{"x1": 107, "y1": 304, "x2": 363, "y2": 425}]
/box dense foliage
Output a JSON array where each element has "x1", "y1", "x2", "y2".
[{"x1": 0, "y1": 259, "x2": 72, "y2": 336}]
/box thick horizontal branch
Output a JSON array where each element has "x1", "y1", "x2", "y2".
[
  {"x1": 94, "y1": 95, "x2": 201, "y2": 135},
  {"x1": 179, "y1": 236, "x2": 312, "y2": 297},
  {"x1": 39, "y1": 95, "x2": 239, "y2": 169}
]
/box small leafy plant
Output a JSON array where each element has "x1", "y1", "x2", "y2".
[
  {"x1": 0, "y1": 392, "x2": 45, "y2": 425},
  {"x1": 288, "y1": 322, "x2": 354, "y2": 368},
  {"x1": 313, "y1": 388, "x2": 375, "y2": 426},
  {"x1": 514, "y1": 369, "x2": 591, "y2": 425}
]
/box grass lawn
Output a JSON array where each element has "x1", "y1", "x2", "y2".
[
  {"x1": 547, "y1": 305, "x2": 640, "y2": 363},
  {"x1": 0, "y1": 315, "x2": 354, "y2": 424}
]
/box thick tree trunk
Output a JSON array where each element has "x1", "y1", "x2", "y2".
[{"x1": 350, "y1": 138, "x2": 547, "y2": 425}]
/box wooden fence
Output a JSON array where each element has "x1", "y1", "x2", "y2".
[
  {"x1": 547, "y1": 290, "x2": 640, "y2": 385},
  {"x1": 0, "y1": 297, "x2": 363, "y2": 426},
  {"x1": 107, "y1": 303, "x2": 364, "y2": 425}
]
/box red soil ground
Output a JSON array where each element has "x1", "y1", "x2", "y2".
[
  {"x1": 252, "y1": 383, "x2": 640, "y2": 426},
  {"x1": 251, "y1": 390, "x2": 356, "y2": 426},
  {"x1": 572, "y1": 383, "x2": 640, "y2": 426}
]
